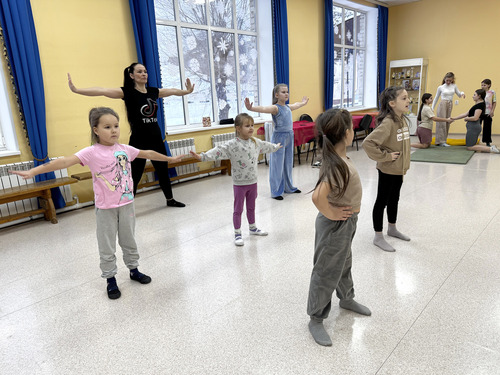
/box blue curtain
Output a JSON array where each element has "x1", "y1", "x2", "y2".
[
  {"x1": 0, "y1": 0, "x2": 65, "y2": 208},
  {"x1": 272, "y1": 0, "x2": 289, "y2": 89},
  {"x1": 377, "y1": 5, "x2": 389, "y2": 95},
  {"x1": 324, "y1": 0, "x2": 334, "y2": 110},
  {"x1": 128, "y1": 0, "x2": 177, "y2": 177}
]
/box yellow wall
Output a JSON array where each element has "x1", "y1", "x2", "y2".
[{"x1": 387, "y1": 0, "x2": 500, "y2": 134}]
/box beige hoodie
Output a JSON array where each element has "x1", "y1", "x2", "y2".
[{"x1": 362, "y1": 115, "x2": 410, "y2": 175}]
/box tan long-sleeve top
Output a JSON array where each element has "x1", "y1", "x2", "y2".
[{"x1": 362, "y1": 116, "x2": 410, "y2": 176}]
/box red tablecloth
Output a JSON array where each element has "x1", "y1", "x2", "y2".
[
  {"x1": 352, "y1": 114, "x2": 376, "y2": 130},
  {"x1": 292, "y1": 121, "x2": 316, "y2": 147}
]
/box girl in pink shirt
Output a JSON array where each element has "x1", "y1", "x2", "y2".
[{"x1": 10, "y1": 107, "x2": 184, "y2": 300}]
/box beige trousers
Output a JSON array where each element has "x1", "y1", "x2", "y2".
[{"x1": 435, "y1": 100, "x2": 452, "y2": 144}]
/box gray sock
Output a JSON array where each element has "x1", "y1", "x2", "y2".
[
  {"x1": 308, "y1": 319, "x2": 332, "y2": 346},
  {"x1": 373, "y1": 232, "x2": 395, "y2": 252},
  {"x1": 339, "y1": 299, "x2": 371, "y2": 316},
  {"x1": 387, "y1": 225, "x2": 410, "y2": 241}
]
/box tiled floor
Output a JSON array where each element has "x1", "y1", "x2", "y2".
[{"x1": 2, "y1": 135, "x2": 500, "y2": 374}]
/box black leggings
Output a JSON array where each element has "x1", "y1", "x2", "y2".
[{"x1": 372, "y1": 169, "x2": 403, "y2": 232}]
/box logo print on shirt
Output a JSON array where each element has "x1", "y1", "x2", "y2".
[{"x1": 141, "y1": 98, "x2": 157, "y2": 117}]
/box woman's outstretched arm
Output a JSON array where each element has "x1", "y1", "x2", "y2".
[{"x1": 68, "y1": 73, "x2": 123, "y2": 99}]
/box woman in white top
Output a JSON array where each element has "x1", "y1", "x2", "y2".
[{"x1": 432, "y1": 72, "x2": 465, "y2": 146}]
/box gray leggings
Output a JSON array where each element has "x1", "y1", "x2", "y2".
[
  {"x1": 307, "y1": 212, "x2": 358, "y2": 321},
  {"x1": 95, "y1": 203, "x2": 140, "y2": 278}
]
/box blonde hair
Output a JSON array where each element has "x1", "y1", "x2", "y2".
[
  {"x1": 272, "y1": 83, "x2": 288, "y2": 104},
  {"x1": 235, "y1": 113, "x2": 256, "y2": 144}
]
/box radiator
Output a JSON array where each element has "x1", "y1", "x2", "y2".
[
  {"x1": 0, "y1": 158, "x2": 73, "y2": 220},
  {"x1": 167, "y1": 138, "x2": 198, "y2": 176},
  {"x1": 211, "y1": 132, "x2": 235, "y2": 167}
]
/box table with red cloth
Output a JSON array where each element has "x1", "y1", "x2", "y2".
[
  {"x1": 352, "y1": 114, "x2": 377, "y2": 130},
  {"x1": 293, "y1": 120, "x2": 316, "y2": 164}
]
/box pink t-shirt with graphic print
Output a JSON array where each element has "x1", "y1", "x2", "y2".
[{"x1": 75, "y1": 143, "x2": 140, "y2": 209}]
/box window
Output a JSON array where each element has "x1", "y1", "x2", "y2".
[
  {"x1": 0, "y1": 49, "x2": 19, "y2": 157},
  {"x1": 155, "y1": 0, "x2": 268, "y2": 132},
  {"x1": 331, "y1": 0, "x2": 377, "y2": 110}
]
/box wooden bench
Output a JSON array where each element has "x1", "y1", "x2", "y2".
[
  {"x1": 71, "y1": 157, "x2": 232, "y2": 189},
  {"x1": 0, "y1": 177, "x2": 78, "y2": 225}
]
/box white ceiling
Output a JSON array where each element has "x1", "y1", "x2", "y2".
[{"x1": 364, "y1": 0, "x2": 421, "y2": 6}]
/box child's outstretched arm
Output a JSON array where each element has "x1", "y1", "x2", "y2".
[
  {"x1": 256, "y1": 139, "x2": 282, "y2": 154},
  {"x1": 9, "y1": 155, "x2": 81, "y2": 180},
  {"x1": 288, "y1": 96, "x2": 309, "y2": 111},
  {"x1": 430, "y1": 116, "x2": 454, "y2": 123},
  {"x1": 159, "y1": 78, "x2": 195, "y2": 98},
  {"x1": 244, "y1": 98, "x2": 278, "y2": 115},
  {"x1": 189, "y1": 150, "x2": 202, "y2": 161},
  {"x1": 67, "y1": 73, "x2": 123, "y2": 99},
  {"x1": 137, "y1": 150, "x2": 187, "y2": 163},
  {"x1": 312, "y1": 182, "x2": 353, "y2": 221},
  {"x1": 190, "y1": 143, "x2": 232, "y2": 162}
]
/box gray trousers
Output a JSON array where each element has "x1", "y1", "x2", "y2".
[
  {"x1": 95, "y1": 203, "x2": 139, "y2": 279},
  {"x1": 307, "y1": 212, "x2": 358, "y2": 321}
]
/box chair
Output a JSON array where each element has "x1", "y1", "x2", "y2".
[
  {"x1": 352, "y1": 114, "x2": 372, "y2": 151},
  {"x1": 298, "y1": 114, "x2": 316, "y2": 165}
]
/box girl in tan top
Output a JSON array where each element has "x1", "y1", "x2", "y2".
[
  {"x1": 307, "y1": 109, "x2": 371, "y2": 347},
  {"x1": 363, "y1": 86, "x2": 411, "y2": 252}
]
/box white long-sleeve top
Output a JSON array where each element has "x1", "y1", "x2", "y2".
[
  {"x1": 432, "y1": 83, "x2": 464, "y2": 110},
  {"x1": 201, "y1": 137, "x2": 281, "y2": 186}
]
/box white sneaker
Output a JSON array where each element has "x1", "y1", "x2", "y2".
[
  {"x1": 249, "y1": 228, "x2": 268, "y2": 236},
  {"x1": 235, "y1": 235, "x2": 244, "y2": 246},
  {"x1": 490, "y1": 145, "x2": 500, "y2": 153},
  {"x1": 442, "y1": 143, "x2": 450, "y2": 147}
]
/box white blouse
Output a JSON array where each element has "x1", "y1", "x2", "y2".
[{"x1": 432, "y1": 83, "x2": 464, "y2": 109}]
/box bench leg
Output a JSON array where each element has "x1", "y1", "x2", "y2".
[{"x1": 39, "y1": 189, "x2": 58, "y2": 224}]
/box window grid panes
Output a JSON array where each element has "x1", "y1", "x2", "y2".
[
  {"x1": 332, "y1": 5, "x2": 366, "y2": 109},
  {"x1": 155, "y1": 0, "x2": 259, "y2": 130}
]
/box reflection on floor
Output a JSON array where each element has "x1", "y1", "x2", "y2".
[{"x1": 2, "y1": 135, "x2": 500, "y2": 374}]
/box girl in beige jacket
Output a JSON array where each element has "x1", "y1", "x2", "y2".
[{"x1": 363, "y1": 86, "x2": 411, "y2": 252}]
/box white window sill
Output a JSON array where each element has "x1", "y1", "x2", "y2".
[
  {"x1": 166, "y1": 118, "x2": 268, "y2": 136},
  {"x1": 0, "y1": 149, "x2": 21, "y2": 158}
]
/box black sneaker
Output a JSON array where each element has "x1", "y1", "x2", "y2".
[
  {"x1": 107, "y1": 284, "x2": 121, "y2": 300},
  {"x1": 272, "y1": 196, "x2": 284, "y2": 200},
  {"x1": 130, "y1": 271, "x2": 152, "y2": 284},
  {"x1": 167, "y1": 199, "x2": 185, "y2": 207},
  {"x1": 293, "y1": 189, "x2": 301, "y2": 194}
]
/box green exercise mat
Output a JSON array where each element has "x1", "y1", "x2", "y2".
[{"x1": 410, "y1": 145, "x2": 475, "y2": 164}]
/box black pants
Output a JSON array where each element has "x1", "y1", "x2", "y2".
[
  {"x1": 372, "y1": 169, "x2": 403, "y2": 232},
  {"x1": 482, "y1": 115, "x2": 492, "y2": 144},
  {"x1": 130, "y1": 132, "x2": 173, "y2": 200}
]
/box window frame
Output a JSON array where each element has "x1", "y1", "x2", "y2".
[
  {"x1": 331, "y1": 0, "x2": 377, "y2": 112},
  {"x1": 0, "y1": 50, "x2": 20, "y2": 158},
  {"x1": 155, "y1": 0, "x2": 272, "y2": 134}
]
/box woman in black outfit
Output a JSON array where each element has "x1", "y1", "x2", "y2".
[{"x1": 68, "y1": 63, "x2": 194, "y2": 207}]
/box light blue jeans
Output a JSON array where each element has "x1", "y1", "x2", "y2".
[{"x1": 269, "y1": 131, "x2": 298, "y2": 197}]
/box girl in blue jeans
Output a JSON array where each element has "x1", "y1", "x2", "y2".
[{"x1": 244, "y1": 84, "x2": 308, "y2": 200}]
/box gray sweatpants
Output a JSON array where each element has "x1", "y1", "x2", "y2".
[
  {"x1": 307, "y1": 212, "x2": 358, "y2": 321},
  {"x1": 95, "y1": 203, "x2": 140, "y2": 279}
]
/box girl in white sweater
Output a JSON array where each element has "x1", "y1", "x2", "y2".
[{"x1": 190, "y1": 114, "x2": 281, "y2": 246}]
